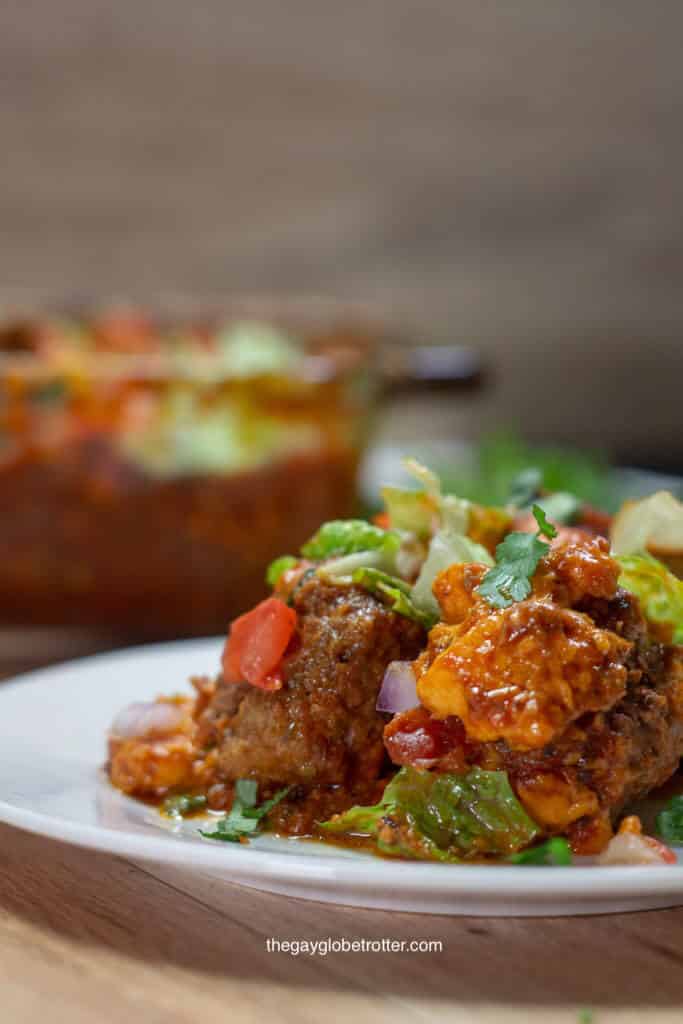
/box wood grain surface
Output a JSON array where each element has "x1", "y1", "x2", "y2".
[
  {"x1": 1, "y1": 643, "x2": 683, "y2": 1022},
  {"x1": 2, "y1": 1, "x2": 683, "y2": 464}
]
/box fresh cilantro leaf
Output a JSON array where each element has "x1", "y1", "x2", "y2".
[
  {"x1": 162, "y1": 793, "x2": 208, "y2": 819},
  {"x1": 509, "y1": 837, "x2": 572, "y2": 865},
  {"x1": 234, "y1": 778, "x2": 258, "y2": 808},
  {"x1": 200, "y1": 782, "x2": 290, "y2": 843},
  {"x1": 477, "y1": 504, "x2": 557, "y2": 609},
  {"x1": 656, "y1": 794, "x2": 683, "y2": 843},
  {"x1": 266, "y1": 555, "x2": 297, "y2": 587},
  {"x1": 532, "y1": 503, "x2": 558, "y2": 540},
  {"x1": 476, "y1": 532, "x2": 548, "y2": 608}
]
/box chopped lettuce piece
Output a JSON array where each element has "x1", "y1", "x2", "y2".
[
  {"x1": 617, "y1": 554, "x2": 683, "y2": 642},
  {"x1": 214, "y1": 321, "x2": 303, "y2": 377},
  {"x1": 119, "y1": 388, "x2": 319, "y2": 477},
  {"x1": 321, "y1": 767, "x2": 540, "y2": 861},
  {"x1": 351, "y1": 568, "x2": 436, "y2": 629},
  {"x1": 411, "y1": 529, "x2": 493, "y2": 620},
  {"x1": 317, "y1": 549, "x2": 391, "y2": 581},
  {"x1": 380, "y1": 486, "x2": 436, "y2": 539},
  {"x1": 301, "y1": 520, "x2": 401, "y2": 560},
  {"x1": 384, "y1": 457, "x2": 472, "y2": 538},
  {"x1": 266, "y1": 555, "x2": 298, "y2": 587},
  {"x1": 611, "y1": 491, "x2": 683, "y2": 557}
]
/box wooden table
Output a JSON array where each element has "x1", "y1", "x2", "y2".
[{"x1": 1, "y1": 639, "x2": 683, "y2": 1023}]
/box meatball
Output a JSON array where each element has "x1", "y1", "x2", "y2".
[{"x1": 196, "y1": 577, "x2": 426, "y2": 793}]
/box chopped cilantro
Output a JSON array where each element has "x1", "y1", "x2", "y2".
[
  {"x1": 531, "y1": 504, "x2": 558, "y2": 540},
  {"x1": 477, "y1": 504, "x2": 557, "y2": 609},
  {"x1": 509, "y1": 837, "x2": 572, "y2": 866},
  {"x1": 656, "y1": 794, "x2": 683, "y2": 843},
  {"x1": 200, "y1": 779, "x2": 290, "y2": 843}
]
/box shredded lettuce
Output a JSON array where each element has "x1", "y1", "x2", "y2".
[
  {"x1": 380, "y1": 486, "x2": 436, "y2": 539},
  {"x1": 411, "y1": 529, "x2": 493, "y2": 620},
  {"x1": 382, "y1": 457, "x2": 471, "y2": 538},
  {"x1": 351, "y1": 568, "x2": 437, "y2": 629},
  {"x1": 214, "y1": 321, "x2": 303, "y2": 377},
  {"x1": 301, "y1": 520, "x2": 401, "y2": 560},
  {"x1": 321, "y1": 766, "x2": 540, "y2": 861},
  {"x1": 266, "y1": 555, "x2": 298, "y2": 587},
  {"x1": 611, "y1": 491, "x2": 683, "y2": 557},
  {"x1": 617, "y1": 554, "x2": 683, "y2": 642}
]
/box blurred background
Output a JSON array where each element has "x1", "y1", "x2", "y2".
[
  {"x1": 2, "y1": 0, "x2": 682, "y2": 464},
  {"x1": 1, "y1": 0, "x2": 683, "y2": 663}
]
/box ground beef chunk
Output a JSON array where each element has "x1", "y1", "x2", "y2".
[{"x1": 194, "y1": 577, "x2": 425, "y2": 806}]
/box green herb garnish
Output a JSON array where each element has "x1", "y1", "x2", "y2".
[
  {"x1": 162, "y1": 793, "x2": 208, "y2": 818},
  {"x1": 266, "y1": 555, "x2": 298, "y2": 587},
  {"x1": 509, "y1": 837, "x2": 572, "y2": 866},
  {"x1": 200, "y1": 779, "x2": 290, "y2": 843},
  {"x1": 477, "y1": 505, "x2": 557, "y2": 609},
  {"x1": 656, "y1": 794, "x2": 683, "y2": 843}
]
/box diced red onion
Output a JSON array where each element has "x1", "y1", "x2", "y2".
[
  {"x1": 109, "y1": 701, "x2": 185, "y2": 741},
  {"x1": 376, "y1": 661, "x2": 419, "y2": 714}
]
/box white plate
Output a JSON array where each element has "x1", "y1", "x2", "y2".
[{"x1": 1, "y1": 639, "x2": 683, "y2": 917}]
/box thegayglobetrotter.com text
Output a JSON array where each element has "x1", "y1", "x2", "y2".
[{"x1": 266, "y1": 937, "x2": 443, "y2": 956}]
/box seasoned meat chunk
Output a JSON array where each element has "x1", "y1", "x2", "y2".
[{"x1": 196, "y1": 577, "x2": 425, "y2": 794}]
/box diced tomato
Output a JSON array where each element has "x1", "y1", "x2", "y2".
[
  {"x1": 373, "y1": 512, "x2": 391, "y2": 529},
  {"x1": 384, "y1": 707, "x2": 468, "y2": 769},
  {"x1": 222, "y1": 597, "x2": 297, "y2": 690}
]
